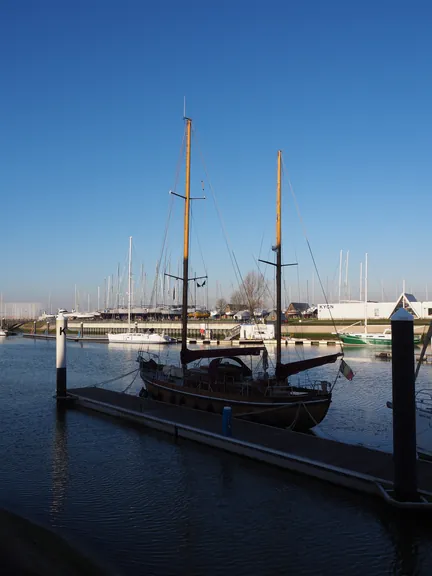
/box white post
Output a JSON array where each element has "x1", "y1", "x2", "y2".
[
  {"x1": 338, "y1": 249, "x2": 343, "y2": 303},
  {"x1": 402, "y1": 279, "x2": 406, "y2": 308},
  {"x1": 364, "y1": 253, "x2": 368, "y2": 333},
  {"x1": 56, "y1": 312, "x2": 67, "y2": 398}
]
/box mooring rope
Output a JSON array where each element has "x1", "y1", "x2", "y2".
[
  {"x1": 121, "y1": 368, "x2": 140, "y2": 394},
  {"x1": 91, "y1": 368, "x2": 139, "y2": 389}
]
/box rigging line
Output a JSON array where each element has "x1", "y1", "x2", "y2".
[
  {"x1": 256, "y1": 233, "x2": 274, "y2": 307},
  {"x1": 282, "y1": 158, "x2": 343, "y2": 353},
  {"x1": 257, "y1": 231, "x2": 265, "y2": 265},
  {"x1": 193, "y1": 128, "x2": 264, "y2": 329},
  {"x1": 256, "y1": 242, "x2": 275, "y2": 304},
  {"x1": 148, "y1": 193, "x2": 174, "y2": 307},
  {"x1": 149, "y1": 133, "x2": 186, "y2": 307},
  {"x1": 193, "y1": 128, "x2": 243, "y2": 290},
  {"x1": 253, "y1": 255, "x2": 274, "y2": 308},
  {"x1": 190, "y1": 205, "x2": 208, "y2": 275},
  {"x1": 231, "y1": 250, "x2": 264, "y2": 330},
  {"x1": 283, "y1": 275, "x2": 289, "y2": 310}
]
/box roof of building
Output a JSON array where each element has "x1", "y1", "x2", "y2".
[{"x1": 287, "y1": 302, "x2": 310, "y2": 312}]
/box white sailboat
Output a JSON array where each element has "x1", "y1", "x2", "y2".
[
  {"x1": 107, "y1": 237, "x2": 176, "y2": 345},
  {"x1": 0, "y1": 293, "x2": 8, "y2": 337}
]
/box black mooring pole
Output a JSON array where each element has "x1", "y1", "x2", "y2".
[{"x1": 391, "y1": 308, "x2": 418, "y2": 502}]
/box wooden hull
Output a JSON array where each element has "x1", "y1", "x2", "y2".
[{"x1": 139, "y1": 371, "x2": 331, "y2": 431}]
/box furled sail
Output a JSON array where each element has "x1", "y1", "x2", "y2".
[
  {"x1": 275, "y1": 353, "x2": 342, "y2": 380},
  {"x1": 181, "y1": 346, "x2": 263, "y2": 365}
]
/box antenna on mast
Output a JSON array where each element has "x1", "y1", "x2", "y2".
[{"x1": 183, "y1": 96, "x2": 186, "y2": 119}]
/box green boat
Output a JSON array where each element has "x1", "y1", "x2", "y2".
[{"x1": 339, "y1": 329, "x2": 422, "y2": 346}]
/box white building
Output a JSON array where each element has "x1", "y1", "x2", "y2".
[
  {"x1": 318, "y1": 293, "x2": 432, "y2": 321},
  {"x1": 239, "y1": 323, "x2": 275, "y2": 340}
]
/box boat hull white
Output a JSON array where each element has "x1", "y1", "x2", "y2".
[{"x1": 107, "y1": 332, "x2": 175, "y2": 344}]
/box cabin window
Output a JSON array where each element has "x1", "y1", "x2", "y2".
[{"x1": 428, "y1": 308, "x2": 432, "y2": 316}]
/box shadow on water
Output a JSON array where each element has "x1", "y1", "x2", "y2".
[{"x1": 379, "y1": 508, "x2": 432, "y2": 575}]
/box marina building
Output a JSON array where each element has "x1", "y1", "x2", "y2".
[{"x1": 317, "y1": 293, "x2": 432, "y2": 321}]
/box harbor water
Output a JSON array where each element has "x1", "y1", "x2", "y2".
[{"x1": 1, "y1": 336, "x2": 432, "y2": 575}]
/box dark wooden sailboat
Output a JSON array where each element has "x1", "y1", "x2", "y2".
[{"x1": 138, "y1": 120, "x2": 342, "y2": 431}]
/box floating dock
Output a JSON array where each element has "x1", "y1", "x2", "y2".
[
  {"x1": 67, "y1": 386, "x2": 432, "y2": 510},
  {"x1": 23, "y1": 334, "x2": 109, "y2": 343},
  {"x1": 23, "y1": 334, "x2": 339, "y2": 347}
]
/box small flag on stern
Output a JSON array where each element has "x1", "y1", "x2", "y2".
[{"x1": 340, "y1": 359, "x2": 354, "y2": 381}]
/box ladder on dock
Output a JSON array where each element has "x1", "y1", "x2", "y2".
[{"x1": 224, "y1": 324, "x2": 241, "y2": 341}]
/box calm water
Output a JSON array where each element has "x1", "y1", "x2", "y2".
[{"x1": 1, "y1": 335, "x2": 432, "y2": 575}]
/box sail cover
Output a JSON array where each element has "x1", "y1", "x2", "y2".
[
  {"x1": 275, "y1": 353, "x2": 342, "y2": 379},
  {"x1": 181, "y1": 346, "x2": 263, "y2": 365}
]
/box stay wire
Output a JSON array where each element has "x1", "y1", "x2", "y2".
[
  {"x1": 282, "y1": 157, "x2": 344, "y2": 355},
  {"x1": 149, "y1": 132, "x2": 186, "y2": 306}
]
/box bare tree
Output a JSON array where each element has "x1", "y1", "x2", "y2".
[
  {"x1": 229, "y1": 290, "x2": 244, "y2": 312},
  {"x1": 215, "y1": 298, "x2": 227, "y2": 316},
  {"x1": 231, "y1": 271, "x2": 267, "y2": 314}
]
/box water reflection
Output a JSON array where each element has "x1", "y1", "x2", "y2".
[
  {"x1": 2, "y1": 336, "x2": 432, "y2": 575},
  {"x1": 382, "y1": 513, "x2": 421, "y2": 575},
  {"x1": 50, "y1": 406, "x2": 69, "y2": 518}
]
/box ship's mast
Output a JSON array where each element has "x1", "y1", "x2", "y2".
[
  {"x1": 276, "y1": 150, "x2": 282, "y2": 369},
  {"x1": 181, "y1": 118, "x2": 192, "y2": 363}
]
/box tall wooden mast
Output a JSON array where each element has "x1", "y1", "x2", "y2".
[
  {"x1": 276, "y1": 150, "x2": 282, "y2": 370},
  {"x1": 181, "y1": 118, "x2": 192, "y2": 362}
]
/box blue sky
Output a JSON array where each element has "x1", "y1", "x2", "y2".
[{"x1": 1, "y1": 0, "x2": 431, "y2": 310}]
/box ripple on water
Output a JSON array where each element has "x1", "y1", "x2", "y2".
[{"x1": 1, "y1": 337, "x2": 432, "y2": 575}]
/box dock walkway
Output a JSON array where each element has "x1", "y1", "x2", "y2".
[{"x1": 69, "y1": 387, "x2": 432, "y2": 507}]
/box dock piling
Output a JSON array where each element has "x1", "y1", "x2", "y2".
[
  {"x1": 56, "y1": 313, "x2": 68, "y2": 399},
  {"x1": 222, "y1": 407, "x2": 232, "y2": 437},
  {"x1": 391, "y1": 308, "x2": 418, "y2": 502}
]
